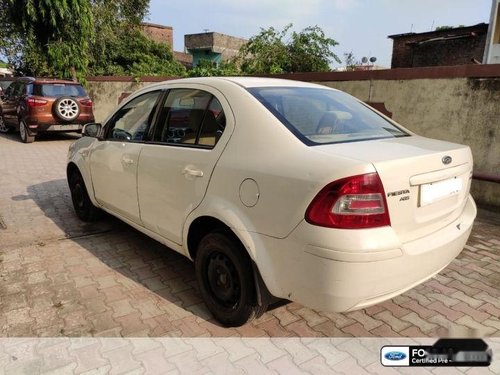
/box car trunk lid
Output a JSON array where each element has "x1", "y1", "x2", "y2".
[{"x1": 315, "y1": 135, "x2": 473, "y2": 242}]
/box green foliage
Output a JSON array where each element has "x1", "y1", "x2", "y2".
[
  {"x1": 0, "y1": 61, "x2": 7, "y2": 68},
  {"x1": 343, "y1": 51, "x2": 361, "y2": 71},
  {"x1": 238, "y1": 24, "x2": 340, "y2": 74},
  {"x1": 435, "y1": 26, "x2": 453, "y2": 31},
  {"x1": 435, "y1": 25, "x2": 467, "y2": 31},
  {"x1": 187, "y1": 59, "x2": 239, "y2": 77},
  {"x1": 0, "y1": 0, "x2": 184, "y2": 79},
  {"x1": 5, "y1": 0, "x2": 93, "y2": 81},
  {"x1": 89, "y1": 27, "x2": 185, "y2": 77}
]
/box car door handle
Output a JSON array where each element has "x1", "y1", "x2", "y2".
[
  {"x1": 182, "y1": 166, "x2": 204, "y2": 178},
  {"x1": 122, "y1": 157, "x2": 134, "y2": 165}
]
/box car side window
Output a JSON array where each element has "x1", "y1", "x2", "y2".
[
  {"x1": 5, "y1": 82, "x2": 19, "y2": 98},
  {"x1": 106, "y1": 91, "x2": 161, "y2": 142},
  {"x1": 153, "y1": 89, "x2": 226, "y2": 147},
  {"x1": 198, "y1": 97, "x2": 226, "y2": 147},
  {"x1": 14, "y1": 82, "x2": 26, "y2": 97},
  {"x1": 3, "y1": 84, "x2": 13, "y2": 98}
]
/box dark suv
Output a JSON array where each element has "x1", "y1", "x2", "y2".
[{"x1": 0, "y1": 77, "x2": 95, "y2": 143}]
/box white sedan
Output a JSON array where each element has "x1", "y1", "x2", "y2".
[{"x1": 67, "y1": 77, "x2": 476, "y2": 326}]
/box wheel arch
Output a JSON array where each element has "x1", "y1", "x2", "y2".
[
  {"x1": 66, "y1": 160, "x2": 99, "y2": 207},
  {"x1": 186, "y1": 214, "x2": 275, "y2": 309}
]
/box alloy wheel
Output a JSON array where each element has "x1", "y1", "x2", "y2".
[{"x1": 57, "y1": 98, "x2": 79, "y2": 120}]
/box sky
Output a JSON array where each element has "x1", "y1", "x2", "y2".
[{"x1": 147, "y1": 0, "x2": 494, "y2": 68}]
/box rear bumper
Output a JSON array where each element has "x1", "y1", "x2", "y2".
[
  {"x1": 25, "y1": 123, "x2": 85, "y2": 135},
  {"x1": 25, "y1": 114, "x2": 94, "y2": 134},
  {"x1": 253, "y1": 194, "x2": 476, "y2": 312}
]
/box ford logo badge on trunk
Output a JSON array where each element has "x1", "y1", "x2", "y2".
[{"x1": 442, "y1": 156, "x2": 452, "y2": 165}]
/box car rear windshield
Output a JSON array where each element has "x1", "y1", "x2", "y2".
[
  {"x1": 248, "y1": 87, "x2": 409, "y2": 145},
  {"x1": 33, "y1": 83, "x2": 86, "y2": 98}
]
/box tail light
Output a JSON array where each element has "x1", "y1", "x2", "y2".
[
  {"x1": 305, "y1": 173, "x2": 391, "y2": 229},
  {"x1": 80, "y1": 98, "x2": 93, "y2": 107},
  {"x1": 27, "y1": 97, "x2": 48, "y2": 107}
]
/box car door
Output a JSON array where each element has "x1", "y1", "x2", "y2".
[
  {"x1": 89, "y1": 90, "x2": 163, "y2": 223},
  {"x1": 1, "y1": 81, "x2": 23, "y2": 126},
  {"x1": 137, "y1": 86, "x2": 232, "y2": 245}
]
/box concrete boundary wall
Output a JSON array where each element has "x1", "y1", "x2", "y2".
[{"x1": 87, "y1": 65, "x2": 500, "y2": 209}]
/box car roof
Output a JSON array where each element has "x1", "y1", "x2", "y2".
[
  {"x1": 11, "y1": 77, "x2": 82, "y2": 85},
  {"x1": 156, "y1": 76, "x2": 329, "y2": 89}
]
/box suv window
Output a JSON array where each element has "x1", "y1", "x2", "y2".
[
  {"x1": 154, "y1": 88, "x2": 226, "y2": 147},
  {"x1": 106, "y1": 90, "x2": 161, "y2": 141},
  {"x1": 33, "y1": 83, "x2": 86, "y2": 97},
  {"x1": 249, "y1": 87, "x2": 408, "y2": 145}
]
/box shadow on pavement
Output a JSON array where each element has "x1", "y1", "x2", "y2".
[{"x1": 25, "y1": 178, "x2": 216, "y2": 331}]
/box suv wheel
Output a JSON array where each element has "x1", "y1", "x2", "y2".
[
  {"x1": 0, "y1": 116, "x2": 10, "y2": 133},
  {"x1": 195, "y1": 231, "x2": 267, "y2": 326},
  {"x1": 19, "y1": 120, "x2": 35, "y2": 143},
  {"x1": 54, "y1": 97, "x2": 80, "y2": 122}
]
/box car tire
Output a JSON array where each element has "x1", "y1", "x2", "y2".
[
  {"x1": 19, "y1": 120, "x2": 35, "y2": 143},
  {"x1": 195, "y1": 231, "x2": 267, "y2": 327},
  {"x1": 68, "y1": 170, "x2": 101, "y2": 222},
  {"x1": 0, "y1": 115, "x2": 11, "y2": 133},
  {"x1": 54, "y1": 96, "x2": 81, "y2": 122}
]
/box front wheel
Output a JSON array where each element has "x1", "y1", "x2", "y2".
[
  {"x1": 19, "y1": 120, "x2": 35, "y2": 143},
  {"x1": 0, "y1": 116, "x2": 11, "y2": 133},
  {"x1": 68, "y1": 170, "x2": 101, "y2": 222},
  {"x1": 195, "y1": 231, "x2": 267, "y2": 326}
]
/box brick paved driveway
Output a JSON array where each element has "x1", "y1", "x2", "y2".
[{"x1": 0, "y1": 132, "x2": 499, "y2": 338}]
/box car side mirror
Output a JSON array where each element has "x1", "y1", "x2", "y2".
[{"x1": 82, "y1": 123, "x2": 102, "y2": 138}]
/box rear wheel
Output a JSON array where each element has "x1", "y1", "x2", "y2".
[
  {"x1": 68, "y1": 170, "x2": 101, "y2": 222},
  {"x1": 19, "y1": 120, "x2": 35, "y2": 143},
  {"x1": 195, "y1": 231, "x2": 267, "y2": 326}
]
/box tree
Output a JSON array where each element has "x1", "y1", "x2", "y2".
[
  {"x1": 187, "y1": 59, "x2": 239, "y2": 77},
  {"x1": 88, "y1": 0, "x2": 152, "y2": 75},
  {"x1": 238, "y1": 24, "x2": 340, "y2": 74},
  {"x1": 90, "y1": 27, "x2": 185, "y2": 77},
  {"x1": 4, "y1": 0, "x2": 93, "y2": 80},
  {"x1": 435, "y1": 26, "x2": 453, "y2": 31},
  {"x1": 343, "y1": 51, "x2": 361, "y2": 71},
  {"x1": 1, "y1": 0, "x2": 184, "y2": 79}
]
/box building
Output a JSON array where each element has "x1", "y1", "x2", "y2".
[
  {"x1": 484, "y1": 0, "x2": 500, "y2": 63},
  {"x1": 141, "y1": 22, "x2": 174, "y2": 49},
  {"x1": 185, "y1": 32, "x2": 247, "y2": 67},
  {"x1": 388, "y1": 23, "x2": 489, "y2": 68},
  {"x1": 141, "y1": 22, "x2": 193, "y2": 68}
]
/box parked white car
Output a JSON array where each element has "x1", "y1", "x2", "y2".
[{"x1": 67, "y1": 77, "x2": 476, "y2": 326}]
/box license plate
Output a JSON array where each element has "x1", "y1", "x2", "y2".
[{"x1": 420, "y1": 177, "x2": 462, "y2": 206}]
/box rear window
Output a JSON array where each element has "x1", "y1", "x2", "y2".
[
  {"x1": 248, "y1": 87, "x2": 409, "y2": 145},
  {"x1": 33, "y1": 83, "x2": 86, "y2": 97}
]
